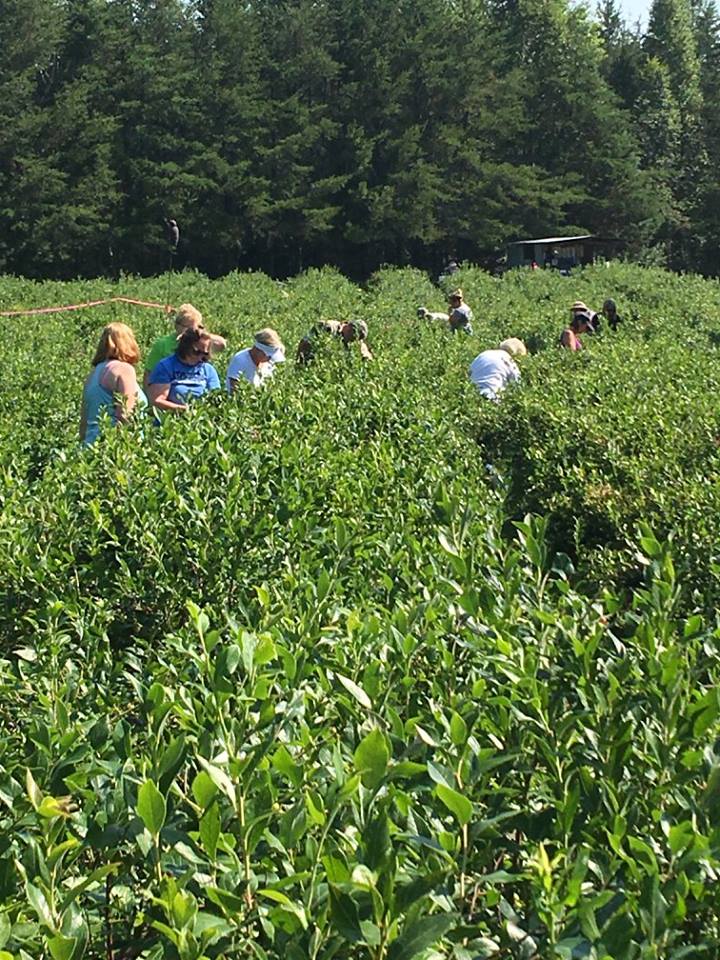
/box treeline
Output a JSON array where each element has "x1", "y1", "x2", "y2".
[{"x1": 2, "y1": 0, "x2": 720, "y2": 279}]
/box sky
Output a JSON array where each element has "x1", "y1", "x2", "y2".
[{"x1": 620, "y1": 0, "x2": 651, "y2": 25}]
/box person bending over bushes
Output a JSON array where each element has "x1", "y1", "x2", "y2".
[
  {"x1": 469, "y1": 338, "x2": 526, "y2": 401},
  {"x1": 80, "y1": 323, "x2": 147, "y2": 445},
  {"x1": 297, "y1": 320, "x2": 372, "y2": 363},
  {"x1": 147, "y1": 328, "x2": 221, "y2": 414}
]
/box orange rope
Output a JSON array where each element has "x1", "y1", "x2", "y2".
[{"x1": 0, "y1": 296, "x2": 174, "y2": 318}]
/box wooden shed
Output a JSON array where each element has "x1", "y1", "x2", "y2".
[{"x1": 506, "y1": 234, "x2": 621, "y2": 270}]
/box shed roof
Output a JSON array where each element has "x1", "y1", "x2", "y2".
[{"x1": 507, "y1": 234, "x2": 619, "y2": 246}]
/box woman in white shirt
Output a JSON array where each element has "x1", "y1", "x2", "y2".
[
  {"x1": 469, "y1": 338, "x2": 527, "y2": 401},
  {"x1": 226, "y1": 328, "x2": 286, "y2": 392}
]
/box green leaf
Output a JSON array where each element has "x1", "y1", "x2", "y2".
[
  {"x1": 255, "y1": 633, "x2": 277, "y2": 666},
  {"x1": 206, "y1": 886, "x2": 247, "y2": 913},
  {"x1": 450, "y1": 712, "x2": 467, "y2": 746},
  {"x1": 305, "y1": 791, "x2": 326, "y2": 826},
  {"x1": 196, "y1": 757, "x2": 236, "y2": 806},
  {"x1": 387, "y1": 913, "x2": 456, "y2": 960},
  {"x1": 199, "y1": 802, "x2": 221, "y2": 860},
  {"x1": 60, "y1": 863, "x2": 119, "y2": 913},
  {"x1": 26, "y1": 881, "x2": 54, "y2": 930},
  {"x1": 0, "y1": 914, "x2": 10, "y2": 950},
  {"x1": 25, "y1": 769, "x2": 42, "y2": 811},
  {"x1": 395, "y1": 870, "x2": 448, "y2": 912},
  {"x1": 337, "y1": 674, "x2": 373, "y2": 710},
  {"x1": 272, "y1": 746, "x2": 303, "y2": 788},
  {"x1": 329, "y1": 886, "x2": 362, "y2": 942},
  {"x1": 47, "y1": 935, "x2": 76, "y2": 960},
  {"x1": 354, "y1": 729, "x2": 389, "y2": 790},
  {"x1": 137, "y1": 779, "x2": 166, "y2": 838},
  {"x1": 436, "y1": 784, "x2": 472, "y2": 826},
  {"x1": 364, "y1": 809, "x2": 391, "y2": 871},
  {"x1": 158, "y1": 736, "x2": 186, "y2": 794},
  {"x1": 191, "y1": 770, "x2": 218, "y2": 810}
]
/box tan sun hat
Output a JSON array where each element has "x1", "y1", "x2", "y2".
[
  {"x1": 571, "y1": 301, "x2": 589, "y2": 312},
  {"x1": 449, "y1": 288, "x2": 463, "y2": 302},
  {"x1": 499, "y1": 337, "x2": 527, "y2": 357}
]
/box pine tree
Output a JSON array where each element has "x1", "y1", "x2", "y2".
[
  {"x1": 645, "y1": 0, "x2": 706, "y2": 200},
  {"x1": 192, "y1": 0, "x2": 267, "y2": 274},
  {"x1": 0, "y1": 0, "x2": 67, "y2": 275}
]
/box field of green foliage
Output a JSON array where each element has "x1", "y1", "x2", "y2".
[{"x1": 1, "y1": 264, "x2": 720, "y2": 960}]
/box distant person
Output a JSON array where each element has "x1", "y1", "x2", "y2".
[
  {"x1": 417, "y1": 306, "x2": 450, "y2": 323},
  {"x1": 147, "y1": 328, "x2": 221, "y2": 413},
  {"x1": 80, "y1": 323, "x2": 147, "y2": 445},
  {"x1": 297, "y1": 320, "x2": 372, "y2": 363},
  {"x1": 144, "y1": 303, "x2": 226, "y2": 387},
  {"x1": 602, "y1": 298, "x2": 622, "y2": 331},
  {"x1": 448, "y1": 289, "x2": 473, "y2": 334},
  {"x1": 560, "y1": 302, "x2": 598, "y2": 350},
  {"x1": 226, "y1": 328, "x2": 286, "y2": 391},
  {"x1": 571, "y1": 300, "x2": 600, "y2": 332},
  {"x1": 438, "y1": 258, "x2": 459, "y2": 283},
  {"x1": 469, "y1": 338, "x2": 526, "y2": 401}
]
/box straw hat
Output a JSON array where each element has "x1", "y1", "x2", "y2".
[{"x1": 499, "y1": 337, "x2": 527, "y2": 357}]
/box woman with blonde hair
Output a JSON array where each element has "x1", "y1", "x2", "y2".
[
  {"x1": 80, "y1": 323, "x2": 147, "y2": 444},
  {"x1": 144, "y1": 302, "x2": 226, "y2": 387}
]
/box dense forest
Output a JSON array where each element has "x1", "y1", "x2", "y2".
[{"x1": 2, "y1": 0, "x2": 720, "y2": 279}]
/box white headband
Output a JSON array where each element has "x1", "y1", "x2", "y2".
[{"x1": 254, "y1": 340, "x2": 285, "y2": 362}]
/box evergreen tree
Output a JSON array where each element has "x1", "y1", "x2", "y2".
[
  {"x1": 192, "y1": 0, "x2": 268, "y2": 274},
  {"x1": 0, "y1": 0, "x2": 68, "y2": 275},
  {"x1": 687, "y1": 0, "x2": 720, "y2": 269},
  {"x1": 101, "y1": 0, "x2": 210, "y2": 275},
  {"x1": 489, "y1": 0, "x2": 660, "y2": 249},
  {"x1": 645, "y1": 0, "x2": 706, "y2": 204},
  {"x1": 248, "y1": 0, "x2": 347, "y2": 275}
]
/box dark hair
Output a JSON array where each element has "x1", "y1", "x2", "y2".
[{"x1": 177, "y1": 327, "x2": 210, "y2": 360}]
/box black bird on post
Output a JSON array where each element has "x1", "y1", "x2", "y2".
[
  {"x1": 165, "y1": 218, "x2": 180, "y2": 251},
  {"x1": 164, "y1": 218, "x2": 180, "y2": 310}
]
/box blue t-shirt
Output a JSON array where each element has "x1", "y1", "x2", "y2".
[{"x1": 149, "y1": 354, "x2": 221, "y2": 404}]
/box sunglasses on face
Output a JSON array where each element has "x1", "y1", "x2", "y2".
[{"x1": 191, "y1": 347, "x2": 210, "y2": 359}]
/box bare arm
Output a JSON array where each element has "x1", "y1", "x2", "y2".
[
  {"x1": 297, "y1": 337, "x2": 312, "y2": 362},
  {"x1": 147, "y1": 381, "x2": 188, "y2": 412},
  {"x1": 108, "y1": 364, "x2": 139, "y2": 423},
  {"x1": 79, "y1": 378, "x2": 89, "y2": 441},
  {"x1": 359, "y1": 340, "x2": 373, "y2": 361},
  {"x1": 209, "y1": 333, "x2": 227, "y2": 354}
]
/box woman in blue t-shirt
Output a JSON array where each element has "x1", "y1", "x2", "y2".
[{"x1": 147, "y1": 328, "x2": 221, "y2": 414}]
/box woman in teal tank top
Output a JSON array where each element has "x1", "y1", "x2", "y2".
[{"x1": 80, "y1": 323, "x2": 147, "y2": 445}]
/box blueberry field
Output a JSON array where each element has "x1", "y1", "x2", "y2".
[{"x1": 1, "y1": 264, "x2": 720, "y2": 959}]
